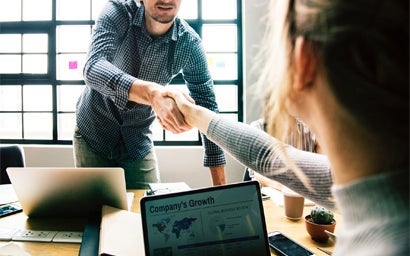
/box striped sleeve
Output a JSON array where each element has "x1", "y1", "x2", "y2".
[{"x1": 207, "y1": 115, "x2": 335, "y2": 210}]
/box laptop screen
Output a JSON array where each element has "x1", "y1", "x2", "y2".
[
  {"x1": 140, "y1": 181, "x2": 270, "y2": 256},
  {"x1": 7, "y1": 167, "x2": 128, "y2": 217}
]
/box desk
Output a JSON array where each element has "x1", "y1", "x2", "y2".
[{"x1": 0, "y1": 189, "x2": 336, "y2": 255}]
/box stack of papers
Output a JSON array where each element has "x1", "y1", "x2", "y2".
[
  {"x1": 0, "y1": 185, "x2": 18, "y2": 205},
  {"x1": 99, "y1": 205, "x2": 145, "y2": 256},
  {"x1": 146, "y1": 182, "x2": 191, "y2": 196}
]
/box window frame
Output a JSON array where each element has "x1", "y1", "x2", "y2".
[{"x1": 0, "y1": 0, "x2": 243, "y2": 146}]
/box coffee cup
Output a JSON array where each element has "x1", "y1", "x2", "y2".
[{"x1": 283, "y1": 187, "x2": 305, "y2": 220}]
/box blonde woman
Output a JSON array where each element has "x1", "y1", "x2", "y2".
[{"x1": 166, "y1": 0, "x2": 409, "y2": 254}]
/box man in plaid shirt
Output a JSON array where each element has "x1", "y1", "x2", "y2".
[{"x1": 74, "y1": 0, "x2": 226, "y2": 189}]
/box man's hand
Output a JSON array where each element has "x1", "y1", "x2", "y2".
[
  {"x1": 128, "y1": 80, "x2": 193, "y2": 134},
  {"x1": 152, "y1": 91, "x2": 192, "y2": 134},
  {"x1": 163, "y1": 88, "x2": 216, "y2": 135}
]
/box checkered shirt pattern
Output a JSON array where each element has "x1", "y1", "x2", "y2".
[{"x1": 76, "y1": 0, "x2": 226, "y2": 166}]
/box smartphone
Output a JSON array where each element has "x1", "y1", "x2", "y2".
[
  {"x1": 0, "y1": 203, "x2": 22, "y2": 218},
  {"x1": 268, "y1": 231, "x2": 316, "y2": 256},
  {"x1": 261, "y1": 192, "x2": 270, "y2": 200}
]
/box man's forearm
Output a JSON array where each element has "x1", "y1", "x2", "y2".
[
  {"x1": 128, "y1": 79, "x2": 161, "y2": 105},
  {"x1": 209, "y1": 166, "x2": 226, "y2": 186}
]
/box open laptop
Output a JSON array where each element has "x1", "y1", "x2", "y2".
[
  {"x1": 140, "y1": 180, "x2": 270, "y2": 256},
  {"x1": 6, "y1": 167, "x2": 128, "y2": 218}
]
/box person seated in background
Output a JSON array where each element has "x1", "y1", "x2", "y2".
[
  {"x1": 165, "y1": 0, "x2": 409, "y2": 255},
  {"x1": 243, "y1": 118, "x2": 323, "y2": 193}
]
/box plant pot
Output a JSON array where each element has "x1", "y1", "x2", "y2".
[{"x1": 305, "y1": 215, "x2": 336, "y2": 243}]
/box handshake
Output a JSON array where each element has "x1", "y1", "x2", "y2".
[{"x1": 152, "y1": 88, "x2": 215, "y2": 135}]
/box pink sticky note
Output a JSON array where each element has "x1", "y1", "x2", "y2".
[{"x1": 69, "y1": 61, "x2": 78, "y2": 69}]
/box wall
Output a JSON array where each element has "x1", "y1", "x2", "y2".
[
  {"x1": 22, "y1": 145, "x2": 244, "y2": 189},
  {"x1": 243, "y1": 0, "x2": 269, "y2": 123},
  {"x1": 15, "y1": 1, "x2": 268, "y2": 189}
]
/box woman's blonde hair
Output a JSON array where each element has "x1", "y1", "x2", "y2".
[{"x1": 256, "y1": 0, "x2": 408, "y2": 160}]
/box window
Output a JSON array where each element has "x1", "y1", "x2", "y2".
[{"x1": 0, "y1": 0, "x2": 243, "y2": 145}]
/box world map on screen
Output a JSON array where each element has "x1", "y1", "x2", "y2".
[{"x1": 153, "y1": 216, "x2": 198, "y2": 242}]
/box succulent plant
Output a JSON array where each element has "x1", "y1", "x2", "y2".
[{"x1": 310, "y1": 205, "x2": 334, "y2": 224}]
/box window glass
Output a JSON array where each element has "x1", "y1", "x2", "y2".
[
  {"x1": 92, "y1": 0, "x2": 108, "y2": 20},
  {"x1": 24, "y1": 113, "x2": 52, "y2": 139},
  {"x1": 165, "y1": 128, "x2": 199, "y2": 141},
  {"x1": 58, "y1": 85, "x2": 85, "y2": 111},
  {"x1": 57, "y1": 53, "x2": 87, "y2": 80},
  {"x1": 22, "y1": 54, "x2": 48, "y2": 74},
  {"x1": 23, "y1": 34, "x2": 48, "y2": 53},
  {"x1": 214, "y1": 85, "x2": 238, "y2": 112},
  {"x1": 0, "y1": 34, "x2": 21, "y2": 53},
  {"x1": 0, "y1": 114, "x2": 22, "y2": 139},
  {"x1": 0, "y1": 86, "x2": 22, "y2": 111},
  {"x1": 202, "y1": 24, "x2": 237, "y2": 52},
  {"x1": 202, "y1": 0, "x2": 236, "y2": 20},
  {"x1": 0, "y1": 55, "x2": 21, "y2": 73},
  {"x1": 23, "y1": 85, "x2": 52, "y2": 111},
  {"x1": 57, "y1": 0, "x2": 91, "y2": 20},
  {"x1": 57, "y1": 25, "x2": 91, "y2": 53},
  {"x1": 179, "y1": 1, "x2": 197, "y2": 19},
  {"x1": 207, "y1": 53, "x2": 237, "y2": 80},
  {"x1": 23, "y1": 0, "x2": 52, "y2": 21},
  {"x1": 0, "y1": 0, "x2": 242, "y2": 144},
  {"x1": 0, "y1": 0, "x2": 21, "y2": 21},
  {"x1": 58, "y1": 113, "x2": 76, "y2": 140}
]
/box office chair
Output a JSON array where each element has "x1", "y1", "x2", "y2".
[{"x1": 0, "y1": 145, "x2": 25, "y2": 184}]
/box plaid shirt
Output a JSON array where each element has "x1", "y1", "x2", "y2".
[{"x1": 76, "y1": 0, "x2": 225, "y2": 166}]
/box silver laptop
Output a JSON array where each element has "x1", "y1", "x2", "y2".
[
  {"x1": 140, "y1": 180, "x2": 270, "y2": 256},
  {"x1": 7, "y1": 167, "x2": 128, "y2": 218}
]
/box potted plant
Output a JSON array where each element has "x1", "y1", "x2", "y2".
[{"x1": 305, "y1": 205, "x2": 336, "y2": 243}]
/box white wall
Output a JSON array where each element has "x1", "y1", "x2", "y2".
[
  {"x1": 243, "y1": 0, "x2": 269, "y2": 123},
  {"x1": 21, "y1": 145, "x2": 245, "y2": 189},
  {"x1": 14, "y1": 2, "x2": 268, "y2": 189}
]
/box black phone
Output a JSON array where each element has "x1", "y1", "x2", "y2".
[
  {"x1": 268, "y1": 231, "x2": 316, "y2": 256},
  {"x1": 0, "y1": 203, "x2": 22, "y2": 218}
]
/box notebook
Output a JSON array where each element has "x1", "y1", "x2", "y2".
[
  {"x1": 140, "y1": 180, "x2": 270, "y2": 256},
  {"x1": 6, "y1": 167, "x2": 128, "y2": 218}
]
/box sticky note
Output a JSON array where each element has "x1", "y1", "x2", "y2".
[{"x1": 69, "y1": 61, "x2": 78, "y2": 69}]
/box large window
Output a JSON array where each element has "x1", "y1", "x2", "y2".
[{"x1": 0, "y1": 0, "x2": 242, "y2": 145}]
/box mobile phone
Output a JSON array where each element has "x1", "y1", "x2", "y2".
[
  {"x1": 268, "y1": 231, "x2": 316, "y2": 256},
  {"x1": 261, "y1": 192, "x2": 270, "y2": 200},
  {"x1": 0, "y1": 203, "x2": 22, "y2": 218}
]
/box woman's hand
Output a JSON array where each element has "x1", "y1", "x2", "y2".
[
  {"x1": 150, "y1": 87, "x2": 193, "y2": 134},
  {"x1": 129, "y1": 80, "x2": 193, "y2": 134},
  {"x1": 162, "y1": 90, "x2": 194, "y2": 119},
  {"x1": 163, "y1": 89, "x2": 216, "y2": 134}
]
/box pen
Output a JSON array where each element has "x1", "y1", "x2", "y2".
[{"x1": 317, "y1": 247, "x2": 332, "y2": 255}]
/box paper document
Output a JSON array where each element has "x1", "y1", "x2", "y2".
[
  {"x1": 0, "y1": 242, "x2": 30, "y2": 256},
  {"x1": 0, "y1": 185, "x2": 18, "y2": 205},
  {"x1": 99, "y1": 205, "x2": 145, "y2": 256},
  {"x1": 147, "y1": 182, "x2": 191, "y2": 195}
]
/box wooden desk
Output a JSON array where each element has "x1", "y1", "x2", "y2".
[{"x1": 0, "y1": 190, "x2": 336, "y2": 255}]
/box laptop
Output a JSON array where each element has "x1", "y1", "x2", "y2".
[
  {"x1": 140, "y1": 180, "x2": 270, "y2": 256},
  {"x1": 6, "y1": 167, "x2": 128, "y2": 218}
]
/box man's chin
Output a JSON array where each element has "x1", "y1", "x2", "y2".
[{"x1": 155, "y1": 17, "x2": 175, "y2": 24}]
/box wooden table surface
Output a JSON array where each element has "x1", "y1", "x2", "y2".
[{"x1": 0, "y1": 189, "x2": 337, "y2": 255}]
